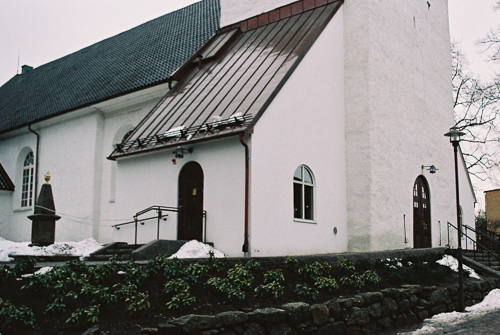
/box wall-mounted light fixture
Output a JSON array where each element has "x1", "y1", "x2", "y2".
[
  {"x1": 421, "y1": 165, "x2": 438, "y2": 174},
  {"x1": 174, "y1": 146, "x2": 193, "y2": 159}
]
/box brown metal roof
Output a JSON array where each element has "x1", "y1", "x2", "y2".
[{"x1": 109, "y1": 0, "x2": 342, "y2": 160}]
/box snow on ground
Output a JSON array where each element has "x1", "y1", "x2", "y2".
[
  {"x1": 402, "y1": 289, "x2": 500, "y2": 334},
  {"x1": 0, "y1": 237, "x2": 102, "y2": 262},
  {"x1": 169, "y1": 240, "x2": 225, "y2": 258},
  {"x1": 437, "y1": 254, "x2": 481, "y2": 279}
]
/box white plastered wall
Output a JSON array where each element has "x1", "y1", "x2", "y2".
[
  {"x1": 344, "y1": 0, "x2": 456, "y2": 251},
  {"x1": 249, "y1": 8, "x2": 347, "y2": 256},
  {"x1": 457, "y1": 146, "x2": 476, "y2": 249},
  {"x1": 114, "y1": 137, "x2": 246, "y2": 256},
  {"x1": 0, "y1": 84, "x2": 169, "y2": 243},
  {"x1": 97, "y1": 85, "x2": 169, "y2": 244},
  {"x1": 0, "y1": 132, "x2": 37, "y2": 241}
]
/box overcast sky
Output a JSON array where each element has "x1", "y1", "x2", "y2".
[{"x1": 0, "y1": 0, "x2": 499, "y2": 85}]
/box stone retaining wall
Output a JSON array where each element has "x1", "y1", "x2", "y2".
[{"x1": 160, "y1": 278, "x2": 500, "y2": 335}]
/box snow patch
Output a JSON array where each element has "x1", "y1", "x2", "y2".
[
  {"x1": 169, "y1": 240, "x2": 225, "y2": 259},
  {"x1": 437, "y1": 254, "x2": 481, "y2": 279},
  {"x1": 408, "y1": 289, "x2": 500, "y2": 334},
  {"x1": 0, "y1": 237, "x2": 102, "y2": 262}
]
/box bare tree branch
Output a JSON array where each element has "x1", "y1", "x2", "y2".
[{"x1": 451, "y1": 43, "x2": 500, "y2": 182}]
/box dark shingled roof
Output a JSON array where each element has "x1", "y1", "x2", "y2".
[
  {"x1": 0, "y1": 162, "x2": 14, "y2": 191},
  {"x1": 0, "y1": 0, "x2": 220, "y2": 135}
]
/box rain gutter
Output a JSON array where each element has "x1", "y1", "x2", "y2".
[{"x1": 239, "y1": 132, "x2": 250, "y2": 255}]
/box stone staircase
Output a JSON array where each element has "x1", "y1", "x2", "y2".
[
  {"x1": 85, "y1": 240, "x2": 191, "y2": 261},
  {"x1": 86, "y1": 242, "x2": 143, "y2": 261},
  {"x1": 463, "y1": 249, "x2": 500, "y2": 271}
]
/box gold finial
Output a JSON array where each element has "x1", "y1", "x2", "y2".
[{"x1": 44, "y1": 171, "x2": 50, "y2": 184}]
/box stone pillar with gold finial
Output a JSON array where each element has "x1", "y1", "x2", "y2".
[{"x1": 28, "y1": 172, "x2": 61, "y2": 246}]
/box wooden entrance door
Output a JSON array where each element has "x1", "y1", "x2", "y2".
[
  {"x1": 413, "y1": 176, "x2": 431, "y2": 248},
  {"x1": 178, "y1": 162, "x2": 204, "y2": 241}
]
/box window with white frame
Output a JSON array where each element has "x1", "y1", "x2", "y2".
[
  {"x1": 21, "y1": 151, "x2": 34, "y2": 208},
  {"x1": 293, "y1": 165, "x2": 314, "y2": 221}
]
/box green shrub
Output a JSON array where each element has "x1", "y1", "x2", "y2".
[
  {"x1": 13, "y1": 257, "x2": 37, "y2": 275},
  {"x1": 163, "y1": 258, "x2": 186, "y2": 280},
  {"x1": 0, "y1": 298, "x2": 36, "y2": 332},
  {"x1": 126, "y1": 292, "x2": 150, "y2": 313},
  {"x1": 0, "y1": 265, "x2": 16, "y2": 283},
  {"x1": 254, "y1": 269, "x2": 285, "y2": 300},
  {"x1": 165, "y1": 278, "x2": 190, "y2": 295},
  {"x1": 185, "y1": 263, "x2": 209, "y2": 282},
  {"x1": 66, "y1": 305, "x2": 100, "y2": 326},
  {"x1": 244, "y1": 260, "x2": 261, "y2": 272},
  {"x1": 337, "y1": 258, "x2": 355, "y2": 273},
  {"x1": 166, "y1": 291, "x2": 196, "y2": 311},
  {"x1": 314, "y1": 276, "x2": 339, "y2": 292},
  {"x1": 298, "y1": 261, "x2": 331, "y2": 280},
  {"x1": 283, "y1": 256, "x2": 298, "y2": 268},
  {"x1": 294, "y1": 283, "x2": 319, "y2": 299},
  {"x1": 254, "y1": 282, "x2": 284, "y2": 300}
]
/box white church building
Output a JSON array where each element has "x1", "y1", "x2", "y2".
[{"x1": 0, "y1": 0, "x2": 476, "y2": 257}]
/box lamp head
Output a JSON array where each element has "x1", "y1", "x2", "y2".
[{"x1": 444, "y1": 126, "x2": 466, "y2": 144}]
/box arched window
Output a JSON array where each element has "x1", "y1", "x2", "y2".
[
  {"x1": 293, "y1": 165, "x2": 315, "y2": 221},
  {"x1": 21, "y1": 151, "x2": 34, "y2": 208}
]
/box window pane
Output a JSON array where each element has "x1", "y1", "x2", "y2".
[
  {"x1": 293, "y1": 166, "x2": 302, "y2": 181},
  {"x1": 305, "y1": 185, "x2": 314, "y2": 220},
  {"x1": 303, "y1": 168, "x2": 313, "y2": 184},
  {"x1": 294, "y1": 182, "x2": 303, "y2": 219}
]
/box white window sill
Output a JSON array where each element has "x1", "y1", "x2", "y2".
[
  {"x1": 14, "y1": 207, "x2": 33, "y2": 213},
  {"x1": 294, "y1": 218, "x2": 317, "y2": 224}
]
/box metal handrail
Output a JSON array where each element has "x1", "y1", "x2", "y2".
[
  {"x1": 476, "y1": 226, "x2": 500, "y2": 242},
  {"x1": 447, "y1": 222, "x2": 500, "y2": 268},
  {"x1": 463, "y1": 224, "x2": 500, "y2": 252},
  {"x1": 112, "y1": 205, "x2": 207, "y2": 246}
]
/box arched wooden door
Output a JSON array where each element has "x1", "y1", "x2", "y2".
[
  {"x1": 178, "y1": 162, "x2": 204, "y2": 241},
  {"x1": 413, "y1": 176, "x2": 431, "y2": 248}
]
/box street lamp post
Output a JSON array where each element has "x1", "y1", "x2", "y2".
[{"x1": 444, "y1": 126, "x2": 466, "y2": 312}]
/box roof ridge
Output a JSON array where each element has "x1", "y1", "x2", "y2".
[{"x1": 220, "y1": 0, "x2": 342, "y2": 33}]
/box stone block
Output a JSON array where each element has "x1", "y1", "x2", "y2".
[
  {"x1": 310, "y1": 304, "x2": 329, "y2": 326},
  {"x1": 326, "y1": 300, "x2": 343, "y2": 320},
  {"x1": 406, "y1": 312, "x2": 418, "y2": 324},
  {"x1": 367, "y1": 302, "x2": 382, "y2": 320},
  {"x1": 269, "y1": 323, "x2": 295, "y2": 335},
  {"x1": 252, "y1": 308, "x2": 287, "y2": 323},
  {"x1": 172, "y1": 315, "x2": 222, "y2": 333},
  {"x1": 397, "y1": 299, "x2": 410, "y2": 313},
  {"x1": 281, "y1": 302, "x2": 310, "y2": 325},
  {"x1": 362, "y1": 322, "x2": 377, "y2": 334},
  {"x1": 377, "y1": 317, "x2": 393, "y2": 329},
  {"x1": 243, "y1": 323, "x2": 266, "y2": 335},
  {"x1": 337, "y1": 298, "x2": 353, "y2": 309},
  {"x1": 359, "y1": 292, "x2": 383, "y2": 305},
  {"x1": 347, "y1": 307, "x2": 370, "y2": 326},
  {"x1": 345, "y1": 325, "x2": 362, "y2": 335},
  {"x1": 217, "y1": 311, "x2": 249, "y2": 326},
  {"x1": 316, "y1": 322, "x2": 346, "y2": 335},
  {"x1": 381, "y1": 297, "x2": 398, "y2": 316},
  {"x1": 430, "y1": 304, "x2": 447, "y2": 315},
  {"x1": 352, "y1": 295, "x2": 365, "y2": 307},
  {"x1": 381, "y1": 288, "x2": 400, "y2": 299}
]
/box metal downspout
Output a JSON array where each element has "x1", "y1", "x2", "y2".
[
  {"x1": 28, "y1": 125, "x2": 40, "y2": 206},
  {"x1": 239, "y1": 132, "x2": 250, "y2": 255}
]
